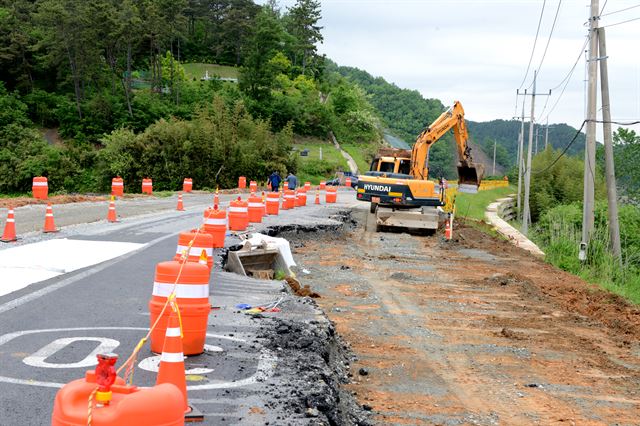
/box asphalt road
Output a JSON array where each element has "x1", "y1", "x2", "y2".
[{"x1": 0, "y1": 189, "x2": 356, "y2": 425}]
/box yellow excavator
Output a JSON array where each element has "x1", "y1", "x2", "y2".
[{"x1": 356, "y1": 101, "x2": 483, "y2": 232}]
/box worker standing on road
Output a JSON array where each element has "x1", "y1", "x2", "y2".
[
  {"x1": 268, "y1": 171, "x2": 281, "y2": 192},
  {"x1": 286, "y1": 172, "x2": 297, "y2": 190}
]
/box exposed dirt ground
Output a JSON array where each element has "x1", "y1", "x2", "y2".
[{"x1": 292, "y1": 211, "x2": 640, "y2": 425}]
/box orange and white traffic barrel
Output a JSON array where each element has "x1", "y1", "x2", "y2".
[
  {"x1": 266, "y1": 192, "x2": 280, "y2": 215},
  {"x1": 326, "y1": 186, "x2": 337, "y2": 203},
  {"x1": 203, "y1": 206, "x2": 227, "y2": 248},
  {"x1": 304, "y1": 181, "x2": 311, "y2": 191},
  {"x1": 295, "y1": 189, "x2": 307, "y2": 207},
  {"x1": 228, "y1": 197, "x2": 249, "y2": 231},
  {"x1": 249, "y1": 181, "x2": 257, "y2": 194},
  {"x1": 52, "y1": 367, "x2": 184, "y2": 426},
  {"x1": 32, "y1": 176, "x2": 48, "y2": 200},
  {"x1": 238, "y1": 176, "x2": 246, "y2": 190},
  {"x1": 182, "y1": 178, "x2": 193, "y2": 193},
  {"x1": 149, "y1": 260, "x2": 211, "y2": 355},
  {"x1": 142, "y1": 178, "x2": 153, "y2": 194},
  {"x1": 283, "y1": 190, "x2": 295, "y2": 210},
  {"x1": 111, "y1": 177, "x2": 124, "y2": 197},
  {"x1": 320, "y1": 181, "x2": 326, "y2": 190},
  {"x1": 345, "y1": 177, "x2": 351, "y2": 188},
  {"x1": 173, "y1": 230, "x2": 213, "y2": 270},
  {"x1": 247, "y1": 194, "x2": 263, "y2": 223}
]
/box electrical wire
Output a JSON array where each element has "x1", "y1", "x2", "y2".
[
  {"x1": 539, "y1": 36, "x2": 589, "y2": 122},
  {"x1": 601, "y1": 16, "x2": 640, "y2": 28},
  {"x1": 517, "y1": 0, "x2": 547, "y2": 91},
  {"x1": 536, "y1": 0, "x2": 562, "y2": 77},
  {"x1": 532, "y1": 120, "x2": 586, "y2": 175},
  {"x1": 595, "y1": 119, "x2": 640, "y2": 125},
  {"x1": 601, "y1": 3, "x2": 640, "y2": 17}
]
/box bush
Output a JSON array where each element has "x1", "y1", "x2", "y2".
[
  {"x1": 533, "y1": 201, "x2": 640, "y2": 303},
  {"x1": 97, "y1": 96, "x2": 294, "y2": 192}
]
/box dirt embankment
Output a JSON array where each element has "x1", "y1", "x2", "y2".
[{"x1": 291, "y1": 213, "x2": 640, "y2": 425}]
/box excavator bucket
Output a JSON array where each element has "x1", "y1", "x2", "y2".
[{"x1": 457, "y1": 163, "x2": 484, "y2": 194}]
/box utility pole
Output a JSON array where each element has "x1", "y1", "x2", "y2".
[
  {"x1": 598, "y1": 27, "x2": 622, "y2": 260},
  {"x1": 521, "y1": 71, "x2": 551, "y2": 235},
  {"x1": 544, "y1": 119, "x2": 549, "y2": 150},
  {"x1": 580, "y1": 0, "x2": 599, "y2": 261},
  {"x1": 535, "y1": 125, "x2": 539, "y2": 155},
  {"x1": 492, "y1": 139, "x2": 496, "y2": 176},
  {"x1": 516, "y1": 95, "x2": 526, "y2": 217},
  {"x1": 522, "y1": 71, "x2": 537, "y2": 236}
]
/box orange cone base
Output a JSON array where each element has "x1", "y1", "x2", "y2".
[
  {"x1": 44, "y1": 228, "x2": 59, "y2": 233},
  {"x1": 0, "y1": 236, "x2": 17, "y2": 243},
  {"x1": 185, "y1": 405, "x2": 205, "y2": 423}
]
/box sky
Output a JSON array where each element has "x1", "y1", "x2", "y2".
[{"x1": 268, "y1": 0, "x2": 640, "y2": 133}]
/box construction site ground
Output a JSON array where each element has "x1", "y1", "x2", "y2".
[
  {"x1": 2, "y1": 191, "x2": 640, "y2": 425},
  {"x1": 292, "y1": 207, "x2": 640, "y2": 425}
]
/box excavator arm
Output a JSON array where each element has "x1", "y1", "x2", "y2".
[{"x1": 410, "y1": 101, "x2": 483, "y2": 192}]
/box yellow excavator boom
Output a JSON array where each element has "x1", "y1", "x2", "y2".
[{"x1": 410, "y1": 101, "x2": 483, "y2": 191}]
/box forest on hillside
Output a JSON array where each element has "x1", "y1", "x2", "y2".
[{"x1": 0, "y1": 0, "x2": 383, "y2": 193}]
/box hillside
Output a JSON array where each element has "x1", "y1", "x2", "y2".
[
  {"x1": 466, "y1": 119, "x2": 586, "y2": 165},
  {"x1": 328, "y1": 60, "x2": 586, "y2": 177}
]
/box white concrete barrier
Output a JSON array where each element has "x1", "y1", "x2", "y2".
[{"x1": 485, "y1": 197, "x2": 545, "y2": 259}]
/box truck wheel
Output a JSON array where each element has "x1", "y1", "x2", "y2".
[{"x1": 370, "y1": 202, "x2": 378, "y2": 214}]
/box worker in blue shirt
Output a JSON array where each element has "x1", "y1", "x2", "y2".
[{"x1": 268, "y1": 171, "x2": 281, "y2": 192}]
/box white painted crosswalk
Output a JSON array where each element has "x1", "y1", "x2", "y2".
[{"x1": 0, "y1": 239, "x2": 143, "y2": 297}]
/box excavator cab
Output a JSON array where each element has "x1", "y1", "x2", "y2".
[{"x1": 457, "y1": 162, "x2": 484, "y2": 193}]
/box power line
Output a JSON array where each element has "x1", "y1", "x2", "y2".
[
  {"x1": 595, "y1": 119, "x2": 640, "y2": 125},
  {"x1": 601, "y1": 16, "x2": 640, "y2": 28},
  {"x1": 536, "y1": 0, "x2": 562, "y2": 77},
  {"x1": 517, "y1": 0, "x2": 547, "y2": 90},
  {"x1": 533, "y1": 120, "x2": 586, "y2": 175},
  {"x1": 601, "y1": 3, "x2": 640, "y2": 17},
  {"x1": 539, "y1": 36, "x2": 589, "y2": 121}
]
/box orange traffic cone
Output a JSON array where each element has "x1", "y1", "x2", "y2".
[
  {"x1": 107, "y1": 196, "x2": 118, "y2": 223},
  {"x1": 156, "y1": 310, "x2": 203, "y2": 422},
  {"x1": 314, "y1": 190, "x2": 320, "y2": 205},
  {"x1": 445, "y1": 218, "x2": 452, "y2": 240},
  {"x1": 1, "y1": 208, "x2": 17, "y2": 242},
  {"x1": 198, "y1": 249, "x2": 208, "y2": 268},
  {"x1": 213, "y1": 187, "x2": 219, "y2": 208},
  {"x1": 177, "y1": 193, "x2": 185, "y2": 211},
  {"x1": 43, "y1": 203, "x2": 58, "y2": 233}
]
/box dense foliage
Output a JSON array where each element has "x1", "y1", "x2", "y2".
[
  {"x1": 533, "y1": 201, "x2": 640, "y2": 303},
  {"x1": 327, "y1": 61, "x2": 458, "y2": 179},
  {"x1": 0, "y1": 0, "x2": 383, "y2": 193},
  {"x1": 97, "y1": 97, "x2": 296, "y2": 191},
  {"x1": 597, "y1": 127, "x2": 640, "y2": 202},
  {"x1": 527, "y1": 146, "x2": 606, "y2": 221}
]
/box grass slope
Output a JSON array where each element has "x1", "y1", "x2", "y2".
[
  {"x1": 293, "y1": 138, "x2": 348, "y2": 184},
  {"x1": 454, "y1": 186, "x2": 515, "y2": 221},
  {"x1": 182, "y1": 63, "x2": 239, "y2": 80}
]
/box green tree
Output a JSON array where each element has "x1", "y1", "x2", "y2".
[
  {"x1": 613, "y1": 127, "x2": 640, "y2": 201},
  {"x1": 239, "y1": 6, "x2": 286, "y2": 102},
  {"x1": 285, "y1": 0, "x2": 323, "y2": 77}
]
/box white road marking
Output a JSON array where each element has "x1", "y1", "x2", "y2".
[
  {"x1": 0, "y1": 239, "x2": 144, "y2": 297},
  {"x1": 23, "y1": 337, "x2": 120, "y2": 369},
  {"x1": 0, "y1": 233, "x2": 175, "y2": 314},
  {"x1": 138, "y1": 355, "x2": 214, "y2": 375},
  {"x1": 0, "y1": 328, "x2": 276, "y2": 391}
]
